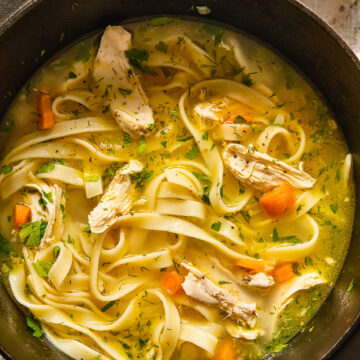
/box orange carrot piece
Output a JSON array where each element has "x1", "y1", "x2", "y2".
[
  {"x1": 224, "y1": 102, "x2": 253, "y2": 123},
  {"x1": 14, "y1": 204, "x2": 31, "y2": 229},
  {"x1": 225, "y1": 112, "x2": 252, "y2": 124},
  {"x1": 273, "y1": 262, "x2": 295, "y2": 283},
  {"x1": 260, "y1": 183, "x2": 295, "y2": 217},
  {"x1": 161, "y1": 272, "x2": 184, "y2": 295},
  {"x1": 215, "y1": 337, "x2": 236, "y2": 360},
  {"x1": 234, "y1": 257, "x2": 272, "y2": 274},
  {"x1": 37, "y1": 93, "x2": 54, "y2": 130}
]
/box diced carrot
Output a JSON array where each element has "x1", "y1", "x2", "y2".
[
  {"x1": 273, "y1": 262, "x2": 295, "y2": 283},
  {"x1": 215, "y1": 337, "x2": 236, "y2": 360},
  {"x1": 260, "y1": 183, "x2": 295, "y2": 217},
  {"x1": 234, "y1": 257, "x2": 273, "y2": 275},
  {"x1": 14, "y1": 204, "x2": 31, "y2": 229},
  {"x1": 161, "y1": 272, "x2": 184, "y2": 295},
  {"x1": 225, "y1": 112, "x2": 252, "y2": 124},
  {"x1": 37, "y1": 92, "x2": 54, "y2": 130},
  {"x1": 224, "y1": 102, "x2": 253, "y2": 123}
]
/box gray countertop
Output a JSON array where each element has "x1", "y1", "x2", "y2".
[
  {"x1": 0, "y1": 0, "x2": 359, "y2": 359},
  {"x1": 303, "y1": 0, "x2": 360, "y2": 57}
]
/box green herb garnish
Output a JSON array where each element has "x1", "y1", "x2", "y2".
[
  {"x1": 101, "y1": 300, "x2": 116, "y2": 312},
  {"x1": 211, "y1": 222, "x2": 222, "y2": 232},
  {"x1": 19, "y1": 221, "x2": 48, "y2": 247},
  {"x1": 26, "y1": 317, "x2": 44, "y2": 338},
  {"x1": 33, "y1": 261, "x2": 53, "y2": 277},
  {"x1": 85, "y1": 175, "x2": 100, "y2": 182},
  {"x1": 1, "y1": 164, "x2": 13, "y2": 174},
  {"x1": 37, "y1": 162, "x2": 55, "y2": 174},
  {"x1": 185, "y1": 144, "x2": 200, "y2": 160}
]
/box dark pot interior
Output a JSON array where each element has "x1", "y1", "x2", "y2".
[{"x1": 0, "y1": 0, "x2": 359, "y2": 359}]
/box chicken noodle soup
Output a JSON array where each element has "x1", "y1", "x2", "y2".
[{"x1": 0, "y1": 18, "x2": 354, "y2": 360}]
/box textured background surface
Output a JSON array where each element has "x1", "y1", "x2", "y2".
[
  {"x1": 303, "y1": 0, "x2": 360, "y2": 56},
  {"x1": 0, "y1": 0, "x2": 359, "y2": 359}
]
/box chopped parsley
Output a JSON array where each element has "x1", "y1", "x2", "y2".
[
  {"x1": 155, "y1": 41, "x2": 168, "y2": 53},
  {"x1": 83, "y1": 225, "x2": 91, "y2": 235},
  {"x1": 330, "y1": 203, "x2": 338, "y2": 214},
  {"x1": 19, "y1": 221, "x2": 48, "y2": 247},
  {"x1": 26, "y1": 317, "x2": 44, "y2": 338},
  {"x1": 335, "y1": 169, "x2": 341, "y2": 182},
  {"x1": 118, "y1": 88, "x2": 133, "y2": 96},
  {"x1": 242, "y1": 72, "x2": 256, "y2": 87},
  {"x1": 143, "y1": 65, "x2": 157, "y2": 76},
  {"x1": 161, "y1": 66, "x2": 171, "y2": 78},
  {"x1": 101, "y1": 300, "x2": 116, "y2": 312},
  {"x1": 68, "y1": 71, "x2": 77, "y2": 79},
  {"x1": 218, "y1": 280, "x2": 231, "y2": 285},
  {"x1": 211, "y1": 221, "x2": 222, "y2": 231},
  {"x1": 122, "y1": 131, "x2": 132, "y2": 146},
  {"x1": 125, "y1": 48, "x2": 149, "y2": 70},
  {"x1": 33, "y1": 261, "x2": 53, "y2": 277},
  {"x1": 192, "y1": 172, "x2": 211, "y2": 181},
  {"x1": 37, "y1": 162, "x2": 55, "y2": 174},
  {"x1": 130, "y1": 170, "x2": 154, "y2": 188},
  {"x1": 171, "y1": 107, "x2": 180, "y2": 120},
  {"x1": 176, "y1": 136, "x2": 193, "y2": 142},
  {"x1": 53, "y1": 246, "x2": 60, "y2": 260},
  {"x1": 42, "y1": 190, "x2": 53, "y2": 203},
  {"x1": 1, "y1": 164, "x2": 13, "y2": 174},
  {"x1": 234, "y1": 115, "x2": 247, "y2": 124},
  {"x1": 238, "y1": 210, "x2": 251, "y2": 223},
  {"x1": 102, "y1": 163, "x2": 123, "y2": 182},
  {"x1": 347, "y1": 278, "x2": 355, "y2": 292},
  {"x1": 238, "y1": 182, "x2": 245, "y2": 194},
  {"x1": 185, "y1": 144, "x2": 200, "y2": 160},
  {"x1": 272, "y1": 228, "x2": 302, "y2": 244}
]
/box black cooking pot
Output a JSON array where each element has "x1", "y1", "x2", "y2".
[{"x1": 0, "y1": 0, "x2": 359, "y2": 359}]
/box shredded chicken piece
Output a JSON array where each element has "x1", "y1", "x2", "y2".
[
  {"x1": 181, "y1": 262, "x2": 258, "y2": 327},
  {"x1": 223, "y1": 143, "x2": 316, "y2": 191},
  {"x1": 24, "y1": 180, "x2": 64, "y2": 248},
  {"x1": 93, "y1": 26, "x2": 154, "y2": 138},
  {"x1": 194, "y1": 99, "x2": 226, "y2": 128},
  {"x1": 243, "y1": 272, "x2": 275, "y2": 288},
  {"x1": 88, "y1": 161, "x2": 143, "y2": 233}
]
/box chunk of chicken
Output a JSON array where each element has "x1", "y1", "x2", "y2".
[
  {"x1": 223, "y1": 143, "x2": 316, "y2": 192},
  {"x1": 243, "y1": 272, "x2": 275, "y2": 288},
  {"x1": 88, "y1": 161, "x2": 143, "y2": 233},
  {"x1": 181, "y1": 262, "x2": 258, "y2": 327},
  {"x1": 93, "y1": 26, "x2": 154, "y2": 138},
  {"x1": 194, "y1": 99, "x2": 226, "y2": 128},
  {"x1": 23, "y1": 180, "x2": 64, "y2": 248}
]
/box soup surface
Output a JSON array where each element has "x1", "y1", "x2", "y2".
[{"x1": 0, "y1": 18, "x2": 354, "y2": 360}]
